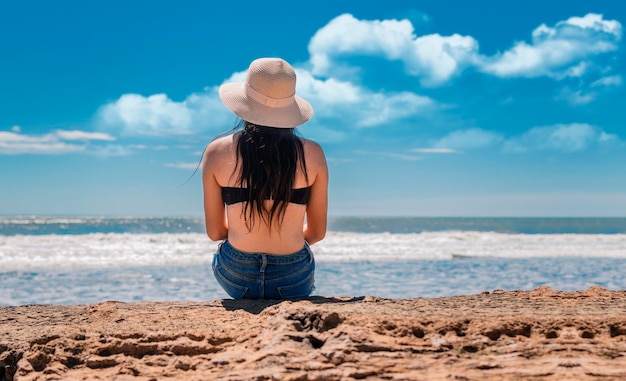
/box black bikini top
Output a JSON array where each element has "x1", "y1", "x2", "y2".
[{"x1": 221, "y1": 186, "x2": 312, "y2": 206}]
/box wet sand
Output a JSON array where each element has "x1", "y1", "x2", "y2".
[{"x1": 1, "y1": 286, "x2": 626, "y2": 380}]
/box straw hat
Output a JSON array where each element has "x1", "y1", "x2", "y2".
[{"x1": 218, "y1": 58, "x2": 313, "y2": 128}]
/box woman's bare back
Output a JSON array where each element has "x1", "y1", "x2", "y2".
[{"x1": 203, "y1": 132, "x2": 328, "y2": 254}]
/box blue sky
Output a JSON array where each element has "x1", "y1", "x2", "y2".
[{"x1": 1, "y1": 0, "x2": 625, "y2": 217}]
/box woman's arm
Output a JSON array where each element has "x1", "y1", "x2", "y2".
[
  {"x1": 202, "y1": 143, "x2": 228, "y2": 241},
  {"x1": 303, "y1": 141, "x2": 328, "y2": 245}
]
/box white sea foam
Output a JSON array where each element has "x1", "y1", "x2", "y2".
[
  {"x1": 316, "y1": 231, "x2": 626, "y2": 261},
  {"x1": 1, "y1": 217, "x2": 111, "y2": 224},
  {"x1": 1, "y1": 231, "x2": 625, "y2": 271}
]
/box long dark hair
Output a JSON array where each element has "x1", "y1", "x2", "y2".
[{"x1": 234, "y1": 120, "x2": 308, "y2": 230}]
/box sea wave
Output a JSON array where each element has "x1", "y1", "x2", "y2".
[
  {"x1": 2, "y1": 216, "x2": 626, "y2": 235},
  {"x1": 1, "y1": 231, "x2": 625, "y2": 271}
]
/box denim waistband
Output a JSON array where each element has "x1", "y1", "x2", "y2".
[{"x1": 219, "y1": 240, "x2": 312, "y2": 265}]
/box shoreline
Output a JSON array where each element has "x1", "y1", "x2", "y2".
[{"x1": 2, "y1": 286, "x2": 626, "y2": 380}]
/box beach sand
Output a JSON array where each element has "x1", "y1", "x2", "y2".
[{"x1": 1, "y1": 286, "x2": 626, "y2": 380}]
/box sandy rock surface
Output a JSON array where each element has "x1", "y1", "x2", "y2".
[{"x1": 2, "y1": 286, "x2": 626, "y2": 380}]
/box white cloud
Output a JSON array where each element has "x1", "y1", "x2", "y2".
[
  {"x1": 411, "y1": 148, "x2": 461, "y2": 154},
  {"x1": 406, "y1": 34, "x2": 479, "y2": 86},
  {"x1": 591, "y1": 75, "x2": 622, "y2": 87},
  {"x1": 0, "y1": 129, "x2": 117, "y2": 155},
  {"x1": 481, "y1": 13, "x2": 621, "y2": 79},
  {"x1": 428, "y1": 124, "x2": 622, "y2": 155},
  {"x1": 296, "y1": 70, "x2": 362, "y2": 110},
  {"x1": 356, "y1": 91, "x2": 434, "y2": 127},
  {"x1": 129, "y1": 144, "x2": 170, "y2": 151},
  {"x1": 556, "y1": 87, "x2": 597, "y2": 105},
  {"x1": 85, "y1": 67, "x2": 427, "y2": 141},
  {"x1": 54, "y1": 130, "x2": 116, "y2": 141},
  {"x1": 90, "y1": 145, "x2": 132, "y2": 157},
  {"x1": 556, "y1": 74, "x2": 622, "y2": 105},
  {"x1": 296, "y1": 69, "x2": 434, "y2": 129},
  {"x1": 96, "y1": 90, "x2": 232, "y2": 136},
  {"x1": 308, "y1": 14, "x2": 414, "y2": 74},
  {"x1": 354, "y1": 150, "x2": 421, "y2": 161},
  {"x1": 433, "y1": 128, "x2": 504, "y2": 150},
  {"x1": 11, "y1": 125, "x2": 21, "y2": 133},
  {"x1": 308, "y1": 13, "x2": 621, "y2": 86},
  {"x1": 97, "y1": 94, "x2": 191, "y2": 135},
  {"x1": 165, "y1": 162, "x2": 201, "y2": 170},
  {"x1": 0, "y1": 131, "x2": 85, "y2": 154},
  {"x1": 503, "y1": 123, "x2": 616, "y2": 153},
  {"x1": 89, "y1": 13, "x2": 622, "y2": 141},
  {"x1": 308, "y1": 13, "x2": 479, "y2": 86}
]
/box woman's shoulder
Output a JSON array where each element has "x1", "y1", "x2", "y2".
[
  {"x1": 205, "y1": 133, "x2": 239, "y2": 155},
  {"x1": 300, "y1": 138, "x2": 327, "y2": 170},
  {"x1": 300, "y1": 137, "x2": 325, "y2": 156},
  {"x1": 202, "y1": 133, "x2": 239, "y2": 172}
]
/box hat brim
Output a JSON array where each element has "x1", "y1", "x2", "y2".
[{"x1": 219, "y1": 82, "x2": 313, "y2": 128}]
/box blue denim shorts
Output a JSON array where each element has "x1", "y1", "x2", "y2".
[{"x1": 212, "y1": 240, "x2": 315, "y2": 299}]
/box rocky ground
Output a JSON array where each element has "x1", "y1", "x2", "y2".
[{"x1": 2, "y1": 286, "x2": 626, "y2": 380}]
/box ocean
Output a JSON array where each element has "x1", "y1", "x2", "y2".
[{"x1": 1, "y1": 216, "x2": 625, "y2": 306}]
